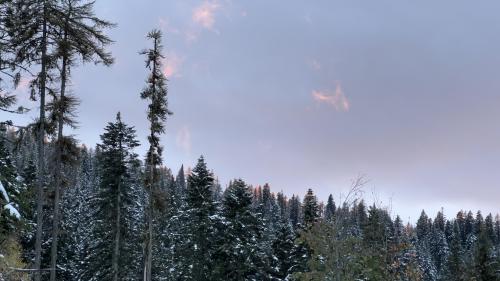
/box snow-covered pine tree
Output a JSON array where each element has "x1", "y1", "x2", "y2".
[
  {"x1": 289, "y1": 194, "x2": 301, "y2": 229},
  {"x1": 0, "y1": 135, "x2": 23, "y2": 240},
  {"x1": 213, "y1": 178, "x2": 267, "y2": 280},
  {"x1": 428, "y1": 223, "x2": 449, "y2": 276},
  {"x1": 57, "y1": 148, "x2": 97, "y2": 280},
  {"x1": 0, "y1": 131, "x2": 28, "y2": 279},
  {"x1": 181, "y1": 156, "x2": 217, "y2": 280},
  {"x1": 270, "y1": 220, "x2": 297, "y2": 279},
  {"x1": 443, "y1": 221, "x2": 465, "y2": 281},
  {"x1": 85, "y1": 113, "x2": 142, "y2": 281},
  {"x1": 302, "y1": 188, "x2": 319, "y2": 226},
  {"x1": 474, "y1": 226, "x2": 498, "y2": 280},
  {"x1": 324, "y1": 194, "x2": 335, "y2": 222}
]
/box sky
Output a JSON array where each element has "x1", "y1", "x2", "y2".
[{"x1": 5, "y1": 0, "x2": 500, "y2": 222}]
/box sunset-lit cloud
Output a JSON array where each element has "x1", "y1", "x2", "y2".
[
  {"x1": 158, "y1": 17, "x2": 180, "y2": 35},
  {"x1": 162, "y1": 52, "x2": 184, "y2": 78},
  {"x1": 176, "y1": 126, "x2": 191, "y2": 153},
  {"x1": 312, "y1": 83, "x2": 349, "y2": 112},
  {"x1": 192, "y1": 1, "x2": 220, "y2": 30}
]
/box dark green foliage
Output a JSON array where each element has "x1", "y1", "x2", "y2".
[
  {"x1": 289, "y1": 194, "x2": 301, "y2": 228},
  {"x1": 271, "y1": 221, "x2": 297, "y2": 279},
  {"x1": 474, "y1": 228, "x2": 498, "y2": 281},
  {"x1": 417, "y1": 210, "x2": 431, "y2": 240},
  {"x1": 324, "y1": 194, "x2": 335, "y2": 222},
  {"x1": 302, "y1": 188, "x2": 319, "y2": 226},
  {"x1": 0, "y1": 137, "x2": 23, "y2": 243},
  {"x1": 181, "y1": 156, "x2": 218, "y2": 280},
  {"x1": 84, "y1": 114, "x2": 143, "y2": 281},
  {"x1": 213, "y1": 179, "x2": 267, "y2": 280}
]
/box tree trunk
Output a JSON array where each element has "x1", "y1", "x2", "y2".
[
  {"x1": 34, "y1": 6, "x2": 48, "y2": 281},
  {"x1": 112, "y1": 137, "x2": 123, "y2": 281},
  {"x1": 144, "y1": 36, "x2": 159, "y2": 281},
  {"x1": 49, "y1": 11, "x2": 70, "y2": 280}
]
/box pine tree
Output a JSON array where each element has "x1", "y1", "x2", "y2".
[
  {"x1": 289, "y1": 194, "x2": 301, "y2": 228},
  {"x1": 182, "y1": 156, "x2": 217, "y2": 280},
  {"x1": 302, "y1": 188, "x2": 319, "y2": 226},
  {"x1": 434, "y1": 211, "x2": 445, "y2": 232},
  {"x1": 85, "y1": 113, "x2": 142, "y2": 281},
  {"x1": 139, "y1": 29, "x2": 172, "y2": 281},
  {"x1": 270, "y1": 221, "x2": 296, "y2": 279},
  {"x1": 0, "y1": 0, "x2": 29, "y2": 119},
  {"x1": 444, "y1": 221, "x2": 465, "y2": 281},
  {"x1": 8, "y1": 1, "x2": 63, "y2": 276},
  {"x1": 429, "y1": 224, "x2": 449, "y2": 275},
  {"x1": 484, "y1": 214, "x2": 496, "y2": 247},
  {"x1": 324, "y1": 194, "x2": 335, "y2": 222},
  {"x1": 0, "y1": 136, "x2": 23, "y2": 241},
  {"x1": 417, "y1": 210, "x2": 431, "y2": 241},
  {"x1": 276, "y1": 191, "x2": 287, "y2": 220},
  {"x1": 475, "y1": 228, "x2": 498, "y2": 281},
  {"x1": 47, "y1": 1, "x2": 114, "y2": 278},
  {"x1": 175, "y1": 164, "x2": 186, "y2": 203},
  {"x1": 57, "y1": 148, "x2": 96, "y2": 280},
  {"x1": 214, "y1": 178, "x2": 266, "y2": 280}
]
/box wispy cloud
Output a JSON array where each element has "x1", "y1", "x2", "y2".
[
  {"x1": 192, "y1": 1, "x2": 220, "y2": 30},
  {"x1": 158, "y1": 17, "x2": 180, "y2": 35},
  {"x1": 176, "y1": 126, "x2": 192, "y2": 153},
  {"x1": 312, "y1": 83, "x2": 350, "y2": 112},
  {"x1": 307, "y1": 58, "x2": 321, "y2": 71},
  {"x1": 163, "y1": 52, "x2": 184, "y2": 78}
]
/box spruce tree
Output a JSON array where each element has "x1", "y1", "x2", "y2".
[
  {"x1": 270, "y1": 221, "x2": 297, "y2": 279},
  {"x1": 0, "y1": 136, "x2": 23, "y2": 240},
  {"x1": 214, "y1": 178, "x2": 266, "y2": 280},
  {"x1": 324, "y1": 194, "x2": 335, "y2": 222},
  {"x1": 289, "y1": 194, "x2": 301, "y2": 228},
  {"x1": 183, "y1": 156, "x2": 217, "y2": 280},
  {"x1": 444, "y1": 221, "x2": 465, "y2": 281},
  {"x1": 417, "y1": 210, "x2": 431, "y2": 241},
  {"x1": 86, "y1": 113, "x2": 142, "y2": 281},
  {"x1": 302, "y1": 188, "x2": 319, "y2": 226},
  {"x1": 475, "y1": 228, "x2": 498, "y2": 280}
]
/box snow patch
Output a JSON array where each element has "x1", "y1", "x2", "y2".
[
  {"x1": 4, "y1": 203, "x2": 20, "y2": 219},
  {"x1": 0, "y1": 181, "x2": 8, "y2": 202}
]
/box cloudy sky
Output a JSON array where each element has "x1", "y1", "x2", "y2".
[{"x1": 6, "y1": 0, "x2": 500, "y2": 222}]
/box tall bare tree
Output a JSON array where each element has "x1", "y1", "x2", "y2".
[{"x1": 140, "y1": 29, "x2": 172, "y2": 281}]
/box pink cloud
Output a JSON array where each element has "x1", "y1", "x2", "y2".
[
  {"x1": 312, "y1": 83, "x2": 350, "y2": 112},
  {"x1": 162, "y1": 53, "x2": 184, "y2": 78},
  {"x1": 192, "y1": 1, "x2": 220, "y2": 30},
  {"x1": 176, "y1": 126, "x2": 192, "y2": 153},
  {"x1": 158, "y1": 17, "x2": 180, "y2": 35}
]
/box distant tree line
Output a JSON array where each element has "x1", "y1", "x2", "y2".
[{"x1": 0, "y1": 0, "x2": 499, "y2": 281}]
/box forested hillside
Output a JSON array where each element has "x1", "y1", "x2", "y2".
[{"x1": 0, "y1": 0, "x2": 499, "y2": 280}]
